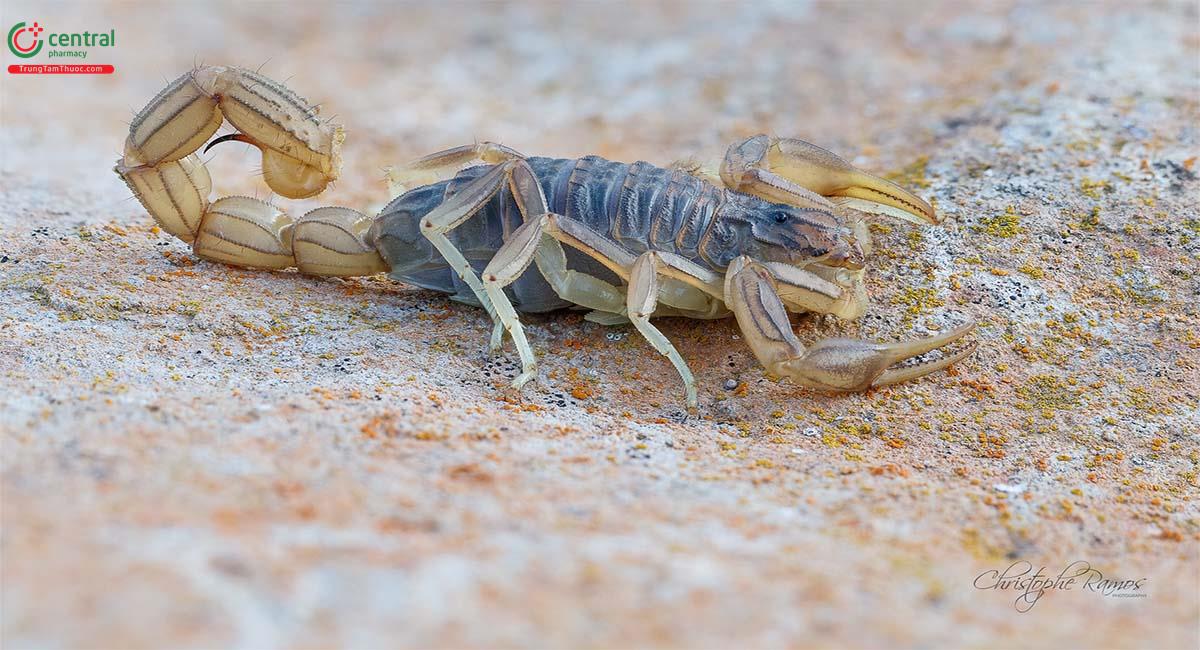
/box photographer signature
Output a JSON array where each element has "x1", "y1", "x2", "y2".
[{"x1": 974, "y1": 560, "x2": 1148, "y2": 612}]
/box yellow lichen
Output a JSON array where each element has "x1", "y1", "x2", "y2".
[
  {"x1": 885, "y1": 155, "x2": 931, "y2": 189},
  {"x1": 893, "y1": 287, "x2": 945, "y2": 324},
  {"x1": 1018, "y1": 263, "x2": 1044, "y2": 279},
  {"x1": 1079, "y1": 177, "x2": 1112, "y2": 199},
  {"x1": 1016, "y1": 374, "x2": 1082, "y2": 413},
  {"x1": 976, "y1": 205, "x2": 1022, "y2": 238},
  {"x1": 1079, "y1": 206, "x2": 1101, "y2": 230}
]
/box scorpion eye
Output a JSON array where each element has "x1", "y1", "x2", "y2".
[{"x1": 773, "y1": 211, "x2": 790, "y2": 224}]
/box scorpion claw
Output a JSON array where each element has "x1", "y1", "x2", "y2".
[
  {"x1": 769, "y1": 137, "x2": 937, "y2": 225},
  {"x1": 727, "y1": 256, "x2": 975, "y2": 394},
  {"x1": 875, "y1": 338, "x2": 977, "y2": 387},
  {"x1": 722, "y1": 135, "x2": 938, "y2": 225},
  {"x1": 778, "y1": 321, "x2": 975, "y2": 392},
  {"x1": 870, "y1": 321, "x2": 976, "y2": 386},
  {"x1": 882, "y1": 320, "x2": 975, "y2": 359}
]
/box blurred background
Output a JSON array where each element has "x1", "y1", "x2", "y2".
[
  {"x1": 7, "y1": 0, "x2": 1191, "y2": 215},
  {"x1": 2, "y1": 1, "x2": 1197, "y2": 648}
]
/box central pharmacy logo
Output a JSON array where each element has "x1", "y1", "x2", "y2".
[{"x1": 8, "y1": 21, "x2": 44, "y2": 58}]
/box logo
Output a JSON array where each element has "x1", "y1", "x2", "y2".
[
  {"x1": 6, "y1": 19, "x2": 116, "y2": 74},
  {"x1": 8, "y1": 21, "x2": 44, "y2": 58}
]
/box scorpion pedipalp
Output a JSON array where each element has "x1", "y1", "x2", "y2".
[
  {"x1": 725, "y1": 255, "x2": 974, "y2": 393},
  {"x1": 722, "y1": 134, "x2": 938, "y2": 225}
]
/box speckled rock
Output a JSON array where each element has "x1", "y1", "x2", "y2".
[{"x1": 2, "y1": 1, "x2": 1197, "y2": 648}]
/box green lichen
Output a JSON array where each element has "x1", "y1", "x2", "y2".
[
  {"x1": 1079, "y1": 177, "x2": 1112, "y2": 199},
  {"x1": 1183, "y1": 218, "x2": 1200, "y2": 244},
  {"x1": 1073, "y1": 206, "x2": 1102, "y2": 231}
]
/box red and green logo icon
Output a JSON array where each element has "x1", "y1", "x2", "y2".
[{"x1": 8, "y1": 21, "x2": 44, "y2": 58}]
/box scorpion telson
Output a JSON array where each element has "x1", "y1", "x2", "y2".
[{"x1": 115, "y1": 65, "x2": 976, "y2": 408}]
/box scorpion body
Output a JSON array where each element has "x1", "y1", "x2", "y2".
[
  {"x1": 373, "y1": 155, "x2": 840, "y2": 314},
  {"x1": 115, "y1": 65, "x2": 976, "y2": 407}
]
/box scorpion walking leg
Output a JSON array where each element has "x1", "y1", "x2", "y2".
[
  {"x1": 626, "y1": 252, "x2": 726, "y2": 408},
  {"x1": 386, "y1": 141, "x2": 524, "y2": 196},
  {"x1": 496, "y1": 225, "x2": 724, "y2": 404},
  {"x1": 481, "y1": 164, "x2": 627, "y2": 389},
  {"x1": 418, "y1": 162, "x2": 532, "y2": 350},
  {"x1": 720, "y1": 135, "x2": 937, "y2": 225},
  {"x1": 724, "y1": 255, "x2": 975, "y2": 392}
]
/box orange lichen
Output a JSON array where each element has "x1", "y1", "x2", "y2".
[{"x1": 571, "y1": 385, "x2": 594, "y2": 400}]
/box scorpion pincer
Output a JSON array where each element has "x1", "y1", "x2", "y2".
[{"x1": 115, "y1": 65, "x2": 976, "y2": 408}]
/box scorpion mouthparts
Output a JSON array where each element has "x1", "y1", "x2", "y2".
[{"x1": 822, "y1": 238, "x2": 866, "y2": 270}]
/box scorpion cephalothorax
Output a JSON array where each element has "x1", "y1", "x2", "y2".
[{"x1": 116, "y1": 65, "x2": 976, "y2": 407}]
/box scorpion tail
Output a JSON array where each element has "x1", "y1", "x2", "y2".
[
  {"x1": 115, "y1": 66, "x2": 386, "y2": 277},
  {"x1": 189, "y1": 200, "x2": 387, "y2": 277}
]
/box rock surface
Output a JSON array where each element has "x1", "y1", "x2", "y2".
[{"x1": 2, "y1": 1, "x2": 1197, "y2": 648}]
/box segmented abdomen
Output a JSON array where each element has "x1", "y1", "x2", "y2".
[
  {"x1": 372, "y1": 155, "x2": 724, "y2": 313},
  {"x1": 530, "y1": 155, "x2": 723, "y2": 261}
]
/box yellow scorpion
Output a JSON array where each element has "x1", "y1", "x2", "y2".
[{"x1": 116, "y1": 66, "x2": 976, "y2": 407}]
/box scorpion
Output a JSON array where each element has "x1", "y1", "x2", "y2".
[{"x1": 115, "y1": 66, "x2": 976, "y2": 408}]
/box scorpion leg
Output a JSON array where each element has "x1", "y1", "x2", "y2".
[
  {"x1": 725, "y1": 256, "x2": 975, "y2": 392},
  {"x1": 541, "y1": 217, "x2": 731, "y2": 316},
  {"x1": 386, "y1": 141, "x2": 524, "y2": 196},
  {"x1": 481, "y1": 163, "x2": 627, "y2": 389},
  {"x1": 418, "y1": 162, "x2": 526, "y2": 350},
  {"x1": 720, "y1": 135, "x2": 937, "y2": 225},
  {"x1": 626, "y1": 252, "x2": 718, "y2": 408},
  {"x1": 487, "y1": 210, "x2": 731, "y2": 398}
]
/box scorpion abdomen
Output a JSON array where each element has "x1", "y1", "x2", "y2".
[
  {"x1": 560, "y1": 156, "x2": 723, "y2": 262},
  {"x1": 373, "y1": 157, "x2": 597, "y2": 313},
  {"x1": 372, "y1": 154, "x2": 727, "y2": 313}
]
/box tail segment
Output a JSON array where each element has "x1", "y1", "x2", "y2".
[{"x1": 115, "y1": 66, "x2": 386, "y2": 277}]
